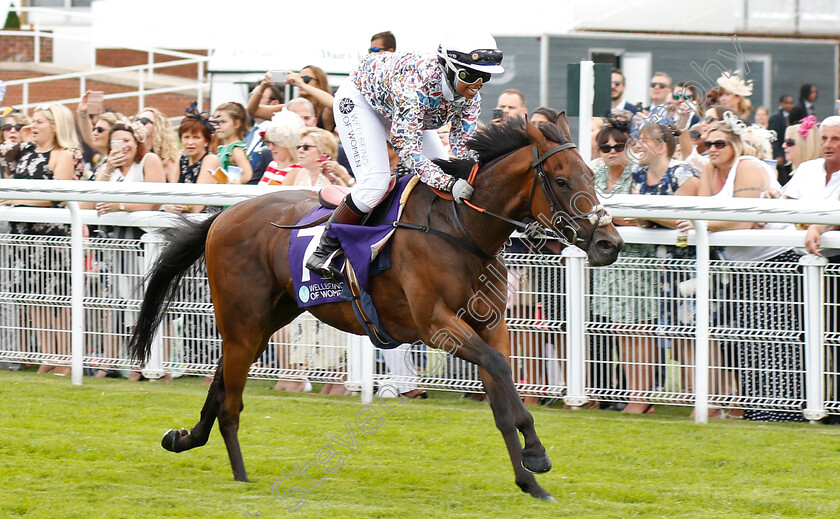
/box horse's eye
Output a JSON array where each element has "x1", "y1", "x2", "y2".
[{"x1": 555, "y1": 177, "x2": 569, "y2": 189}]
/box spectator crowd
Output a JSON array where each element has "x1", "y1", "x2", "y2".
[{"x1": 0, "y1": 30, "x2": 838, "y2": 424}]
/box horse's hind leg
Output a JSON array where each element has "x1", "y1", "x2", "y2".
[
  {"x1": 161, "y1": 357, "x2": 225, "y2": 453},
  {"x1": 216, "y1": 340, "x2": 257, "y2": 482},
  {"x1": 216, "y1": 296, "x2": 304, "y2": 482}
]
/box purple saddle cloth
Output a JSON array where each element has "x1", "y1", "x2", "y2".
[{"x1": 288, "y1": 175, "x2": 415, "y2": 309}]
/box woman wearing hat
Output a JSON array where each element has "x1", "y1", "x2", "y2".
[
  {"x1": 306, "y1": 33, "x2": 505, "y2": 280},
  {"x1": 716, "y1": 73, "x2": 754, "y2": 121}
]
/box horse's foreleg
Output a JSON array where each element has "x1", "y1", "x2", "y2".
[
  {"x1": 161, "y1": 357, "x2": 225, "y2": 453},
  {"x1": 428, "y1": 307, "x2": 553, "y2": 501},
  {"x1": 480, "y1": 321, "x2": 553, "y2": 474}
]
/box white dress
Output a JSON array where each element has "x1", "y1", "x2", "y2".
[{"x1": 712, "y1": 155, "x2": 793, "y2": 262}]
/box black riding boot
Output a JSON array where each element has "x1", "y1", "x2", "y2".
[{"x1": 305, "y1": 195, "x2": 367, "y2": 281}]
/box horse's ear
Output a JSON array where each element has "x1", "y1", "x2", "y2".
[
  {"x1": 526, "y1": 118, "x2": 547, "y2": 147},
  {"x1": 555, "y1": 111, "x2": 573, "y2": 141}
]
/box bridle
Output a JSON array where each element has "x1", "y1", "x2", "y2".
[
  {"x1": 462, "y1": 141, "x2": 613, "y2": 250},
  {"x1": 394, "y1": 139, "x2": 614, "y2": 260}
]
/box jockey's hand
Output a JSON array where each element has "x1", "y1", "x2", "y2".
[{"x1": 452, "y1": 179, "x2": 474, "y2": 204}]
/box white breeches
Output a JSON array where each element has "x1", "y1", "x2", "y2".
[{"x1": 333, "y1": 82, "x2": 448, "y2": 212}]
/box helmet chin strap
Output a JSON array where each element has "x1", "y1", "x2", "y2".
[{"x1": 439, "y1": 58, "x2": 461, "y2": 98}]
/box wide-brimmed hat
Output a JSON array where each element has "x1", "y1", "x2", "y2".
[{"x1": 716, "y1": 74, "x2": 753, "y2": 97}]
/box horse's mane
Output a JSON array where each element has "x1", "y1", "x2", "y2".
[{"x1": 435, "y1": 117, "x2": 569, "y2": 180}]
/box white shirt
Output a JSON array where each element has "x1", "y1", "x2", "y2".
[
  {"x1": 782, "y1": 157, "x2": 840, "y2": 256},
  {"x1": 612, "y1": 95, "x2": 626, "y2": 110},
  {"x1": 782, "y1": 158, "x2": 840, "y2": 201}
]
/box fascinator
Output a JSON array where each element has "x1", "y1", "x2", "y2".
[
  {"x1": 798, "y1": 115, "x2": 819, "y2": 139},
  {"x1": 184, "y1": 102, "x2": 218, "y2": 134},
  {"x1": 716, "y1": 74, "x2": 754, "y2": 97}
]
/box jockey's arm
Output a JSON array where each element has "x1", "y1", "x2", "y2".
[
  {"x1": 390, "y1": 96, "x2": 455, "y2": 192},
  {"x1": 447, "y1": 101, "x2": 480, "y2": 160}
]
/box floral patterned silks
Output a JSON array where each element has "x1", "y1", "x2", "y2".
[{"x1": 351, "y1": 52, "x2": 480, "y2": 190}]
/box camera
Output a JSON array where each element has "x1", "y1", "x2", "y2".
[{"x1": 270, "y1": 70, "x2": 287, "y2": 84}]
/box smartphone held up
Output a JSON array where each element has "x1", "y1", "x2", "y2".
[
  {"x1": 270, "y1": 70, "x2": 288, "y2": 84},
  {"x1": 87, "y1": 91, "x2": 104, "y2": 115}
]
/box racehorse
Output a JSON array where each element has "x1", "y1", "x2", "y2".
[{"x1": 128, "y1": 115, "x2": 623, "y2": 501}]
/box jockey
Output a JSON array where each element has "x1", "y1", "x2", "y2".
[{"x1": 306, "y1": 32, "x2": 505, "y2": 280}]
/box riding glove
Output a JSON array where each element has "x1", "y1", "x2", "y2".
[{"x1": 451, "y1": 178, "x2": 474, "y2": 204}]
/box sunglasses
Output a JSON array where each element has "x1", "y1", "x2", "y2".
[
  {"x1": 704, "y1": 116, "x2": 720, "y2": 124},
  {"x1": 689, "y1": 130, "x2": 701, "y2": 139},
  {"x1": 783, "y1": 138, "x2": 797, "y2": 147},
  {"x1": 457, "y1": 68, "x2": 491, "y2": 85},
  {"x1": 368, "y1": 47, "x2": 384, "y2": 53},
  {"x1": 672, "y1": 93, "x2": 692, "y2": 100},
  {"x1": 301, "y1": 75, "x2": 315, "y2": 84},
  {"x1": 599, "y1": 143, "x2": 626, "y2": 153},
  {"x1": 1, "y1": 124, "x2": 22, "y2": 132},
  {"x1": 92, "y1": 126, "x2": 108, "y2": 134},
  {"x1": 650, "y1": 82, "x2": 669, "y2": 89},
  {"x1": 612, "y1": 80, "x2": 622, "y2": 87},
  {"x1": 703, "y1": 140, "x2": 728, "y2": 150},
  {"x1": 133, "y1": 117, "x2": 153, "y2": 125},
  {"x1": 297, "y1": 144, "x2": 316, "y2": 151}
]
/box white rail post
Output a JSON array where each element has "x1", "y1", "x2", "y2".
[
  {"x1": 578, "y1": 61, "x2": 594, "y2": 165},
  {"x1": 693, "y1": 221, "x2": 710, "y2": 424},
  {"x1": 801, "y1": 254, "x2": 828, "y2": 423},
  {"x1": 197, "y1": 60, "x2": 205, "y2": 111},
  {"x1": 345, "y1": 334, "x2": 362, "y2": 395},
  {"x1": 360, "y1": 336, "x2": 375, "y2": 404},
  {"x1": 148, "y1": 49, "x2": 155, "y2": 82},
  {"x1": 563, "y1": 245, "x2": 588, "y2": 407},
  {"x1": 138, "y1": 69, "x2": 145, "y2": 113},
  {"x1": 22, "y1": 84, "x2": 29, "y2": 115},
  {"x1": 140, "y1": 231, "x2": 166, "y2": 379},
  {"x1": 68, "y1": 202, "x2": 85, "y2": 386},
  {"x1": 33, "y1": 21, "x2": 40, "y2": 64}
]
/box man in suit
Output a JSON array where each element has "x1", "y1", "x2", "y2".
[
  {"x1": 610, "y1": 68, "x2": 638, "y2": 114},
  {"x1": 769, "y1": 94, "x2": 794, "y2": 185},
  {"x1": 789, "y1": 84, "x2": 818, "y2": 125}
]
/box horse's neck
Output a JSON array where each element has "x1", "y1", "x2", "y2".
[
  {"x1": 406, "y1": 184, "x2": 514, "y2": 261},
  {"x1": 456, "y1": 176, "x2": 520, "y2": 256}
]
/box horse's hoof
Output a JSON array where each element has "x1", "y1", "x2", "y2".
[
  {"x1": 161, "y1": 428, "x2": 188, "y2": 452},
  {"x1": 521, "y1": 452, "x2": 552, "y2": 474},
  {"x1": 538, "y1": 493, "x2": 557, "y2": 502}
]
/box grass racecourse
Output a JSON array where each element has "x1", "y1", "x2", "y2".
[{"x1": 3, "y1": 370, "x2": 840, "y2": 518}]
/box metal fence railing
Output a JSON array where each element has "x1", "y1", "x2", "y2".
[{"x1": 0, "y1": 181, "x2": 839, "y2": 424}]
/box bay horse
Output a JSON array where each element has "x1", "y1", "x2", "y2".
[{"x1": 128, "y1": 115, "x2": 623, "y2": 501}]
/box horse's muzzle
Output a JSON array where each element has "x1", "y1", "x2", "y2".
[{"x1": 586, "y1": 226, "x2": 624, "y2": 266}]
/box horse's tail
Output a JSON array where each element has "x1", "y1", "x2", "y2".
[{"x1": 127, "y1": 212, "x2": 221, "y2": 363}]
